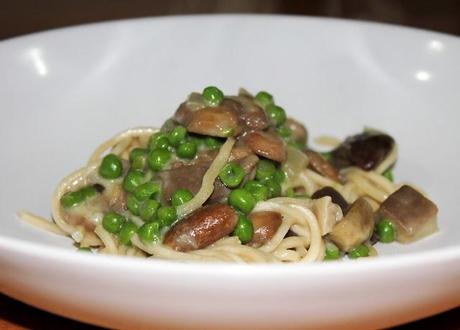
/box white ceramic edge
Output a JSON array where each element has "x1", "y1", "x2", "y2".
[
  {"x1": 0, "y1": 234, "x2": 459, "y2": 273},
  {"x1": 2, "y1": 13, "x2": 460, "y2": 45},
  {"x1": 1, "y1": 15, "x2": 460, "y2": 329}
]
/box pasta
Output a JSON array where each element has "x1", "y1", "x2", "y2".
[{"x1": 20, "y1": 87, "x2": 439, "y2": 262}]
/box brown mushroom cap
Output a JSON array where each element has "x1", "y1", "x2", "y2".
[
  {"x1": 378, "y1": 185, "x2": 438, "y2": 243},
  {"x1": 242, "y1": 131, "x2": 286, "y2": 162},
  {"x1": 328, "y1": 197, "x2": 374, "y2": 251},
  {"x1": 163, "y1": 204, "x2": 238, "y2": 252},
  {"x1": 330, "y1": 132, "x2": 395, "y2": 171},
  {"x1": 285, "y1": 118, "x2": 308, "y2": 145},
  {"x1": 248, "y1": 211, "x2": 283, "y2": 247},
  {"x1": 305, "y1": 149, "x2": 341, "y2": 182},
  {"x1": 311, "y1": 186, "x2": 349, "y2": 213}
]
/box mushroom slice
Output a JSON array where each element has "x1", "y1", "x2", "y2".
[
  {"x1": 285, "y1": 118, "x2": 308, "y2": 145},
  {"x1": 378, "y1": 185, "x2": 438, "y2": 243},
  {"x1": 248, "y1": 211, "x2": 282, "y2": 247},
  {"x1": 305, "y1": 149, "x2": 340, "y2": 182},
  {"x1": 186, "y1": 107, "x2": 241, "y2": 137},
  {"x1": 311, "y1": 186, "x2": 349, "y2": 213},
  {"x1": 328, "y1": 197, "x2": 374, "y2": 251},
  {"x1": 331, "y1": 132, "x2": 395, "y2": 171},
  {"x1": 163, "y1": 204, "x2": 238, "y2": 252},
  {"x1": 242, "y1": 131, "x2": 286, "y2": 162}
]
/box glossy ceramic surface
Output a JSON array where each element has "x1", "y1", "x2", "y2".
[{"x1": 0, "y1": 15, "x2": 459, "y2": 329}]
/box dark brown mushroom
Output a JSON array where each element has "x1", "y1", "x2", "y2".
[
  {"x1": 242, "y1": 131, "x2": 286, "y2": 162},
  {"x1": 227, "y1": 97, "x2": 269, "y2": 131},
  {"x1": 328, "y1": 197, "x2": 374, "y2": 251},
  {"x1": 157, "y1": 161, "x2": 228, "y2": 204},
  {"x1": 378, "y1": 185, "x2": 438, "y2": 243},
  {"x1": 285, "y1": 118, "x2": 308, "y2": 145},
  {"x1": 305, "y1": 149, "x2": 341, "y2": 182},
  {"x1": 311, "y1": 186, "x2": 349, "y2": 213},
  {"x1": 330, "y1": 132, "x2": 395, "y2": 171},
  {"x1": 163, "y1": 204, "x2": 238, "y2": 252},
  {"x1": 158, "y1": 153, "x2": 259, "y2": 204},
  {"x1": 248, "y1": 211, "x2": 282, "y2": 247}
]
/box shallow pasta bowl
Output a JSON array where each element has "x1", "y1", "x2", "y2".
[{"x1": 0, "y1": 15, "x2": 459, "y2": 329}]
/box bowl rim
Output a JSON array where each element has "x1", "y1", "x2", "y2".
[
  {"x1": 1, "y1": 14, "x2": 459, "y2": 274},
  {"x1": 1, "y1": 13, "x2": 459, "y2": 46}
]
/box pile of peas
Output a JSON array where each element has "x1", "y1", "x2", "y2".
[{"x1": 61, "y1": 86, "x2": 231, "y2": 248}]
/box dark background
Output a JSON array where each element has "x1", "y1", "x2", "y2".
[
  {"x1": 1, "y1": 0, "x2": 459, "y2": 329},
  {"x1": 1, "y1": 0, "x2": 460, "y2": 41}
]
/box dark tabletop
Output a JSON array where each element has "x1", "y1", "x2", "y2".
[{"x1": 1, "y1": 1, "x2": 459, "y2": 328}]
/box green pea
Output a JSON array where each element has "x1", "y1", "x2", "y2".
[
  {"x1": 228, "y1": 189, "x2": 256, "y2": 214},
  {"x1": 189, "y1": 135, "x2": 205, "y2": 148},
  {"x1": 78, "y1": 247, "x2": 92, "y2": 252},
  {"x1": 157, "y1": 206, "x2": 177, "y2": 227},
  {"x1": 288, "y1": 141, "x2": 305, "y2": 151},
  {"x1": 137, "y1": 221, "x2": 161, "y2": 243},
  {"x1": 243, "y1": 180, "x2": 269, "y2": 202},
  {"x1": 168, "y1": 126, "x2": 187, "y2": 147},
  {"x1": 383, "y1": 168, "x2": 394, "y2": 182},
  {"x1": 205, "y1": 136, "x2": 224, "y2": 150},
  {"x1": 148, "y1": 148, "x2": 171, "y2": 171},
  {"x1": 129, "y1": 148, "x2": 148, "y2": 171},
  {"x1": 80, "y1": 186, "x2": 97, "y2": 199},
  {"x1": 286, "y1": 187, "x2": 295, "y2": 198},
  {"x1": 233, "y1": 214, "x2": 254, "y2": 244},
  {"x1": 348, "y1": 245, "x2": 369, "y2": 259},
  {"x1": 377, "y1": 218, "x2": 395, "y2": 243},
  {"x1": 102, "y1": 212, "x2": 126, "y2": 234},
  {"x1": 139, "y1": 199, "x2": 160, "y2": 221},
  {"x1": 255, "y1": 91, "x2": 274, "y2": 108},
  {"x1": 276, "y1": 125, "x2": 292, "y2": 138},
  {"x1": 134, "y1": 182, "x2": 160, "y2": 201},
  {"x1": 221, "y1": 128, "x2": 235, "y2": 137},
  {"x1": 273, "y1": 170, "x2": 286, "y2": 184},
  {"x1": 60, "y1": 190, "x2": 84, "y2": 208},
  {"x1": 177, "y1": 141, "x2": 197, "y2": 159},
  {"x1": 255, "y1": 159, "x2": 277, "y2": 181},
  {"x1": 171, "y1": 188, "x2": 193, "y2": 207},
  {"x1": 202, "y1": 86, "x2": 224, "y2": 106},
  {"x1": 265, "y1": 104, "x2": 286, "y2": 127},
  {"x1": 149, "y1": 132, "x2": 171, "y2": 151},
  {"x1": 99, "y1": 154, "x2": 123, "y2": 179},
  {"x1": 219, "y1": 162, "x2": 245, "y2": 188},
  {"x1": 324, "y1": 242, "x2": 340, "y2": 260},
  {"x1": 118, "y1": 221, "x2": 138, "y2": 246},
  {"x1": 122, "y1": 170, "x2": 145, "y2": 193},
  {"x1": 264, "y1": 179, "x2": 282, "y2": 198},
  {"x1": 126, "y1": 193, "x2": 141, "y2": 216}
]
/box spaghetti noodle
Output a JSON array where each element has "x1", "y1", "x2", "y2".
[{"x1": 19, "y1": 87, "x2": 438, "y2": 262}]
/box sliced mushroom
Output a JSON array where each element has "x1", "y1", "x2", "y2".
[
  {"x1": 328, "y1": 197, "x2": 374, "y2": 251},
  {"x1": 158, "y1": 154, "x2": 259, "y2": 204},
  {"x1": 311, "y1": 187, "x2": 349, "y2": 213},
  {"x1": 285, "y1": 118, "x2": 308, "y2": 145},
  {"x1": 378, "y1": 185, "x2": 438, "y2": 243},
  {"x1": 248, "y1": 211, "x2": 282, "y2": 247},
  {"x1": 305, "y1": 149, "x2": 340, "y2": 182},
  {"x1": 163, "y1": 204, "x2": 238, "y2": 251},
  {"x1": 157, "y1": 161, "x2": 228, "y2": 203},
  {"x1": 186, "y1": 106, "x2": 241, "y2": 137},
  {"x1": 331, "y1": 132, "x2": 395, "y2": 171},
  {"x1": 242, "y1": 131, "x2": 286, "y2": 162},
  {"x1": 227, "y1": 96, "x2": 269, "y2": 131},
  {"x1": 104, "y1": 183, "x2": 126, "y2": 213}
]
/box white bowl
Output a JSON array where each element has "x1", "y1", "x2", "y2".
[{"x1": 0, "y1": 15, "x2": 459, "y2": 329}]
